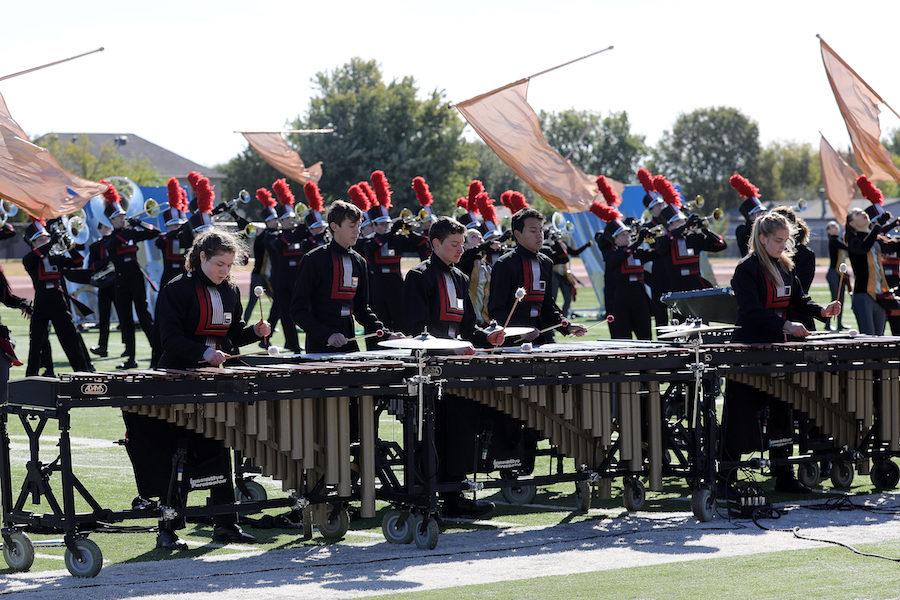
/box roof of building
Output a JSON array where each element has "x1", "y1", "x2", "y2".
[{"x1": 40, "y1": 132, "x2": 224, "y2": 180}]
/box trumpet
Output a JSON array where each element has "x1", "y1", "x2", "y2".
[
  {"x1": 213, "y1": 189, "x2": 251, "y2": 216},
  {"x1": 243, "y1": 221, "x2": 270, "y2": 238},
  {"x1": 132, "y1": 198, "x2": 169, "y2": 219},
  {"x1": 683, "y1": 195, "x2": 705, "y2": 212}
]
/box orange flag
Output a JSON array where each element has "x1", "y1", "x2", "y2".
[
  {"x1": 819, "y1": 135, "x2": 857, "y2": 225},
  {"x1": 241, "y1": 132, "x2": 323, "y2": 185},
  {"x1": 456, "y1": 80, "x2": 618, "y2": 212},
  {"x1": 819, "y1": 38, "x2": 900, "y2": 183},
  {"x1": 0, "y1": 92, "x2": 107, "y2": 219}
]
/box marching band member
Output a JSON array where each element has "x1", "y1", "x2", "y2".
[
  {"x1": 825, "y1": 221, "x2": 851, "y2": 331},
  {"x1": 847, "y1": 176, "x2": 896, "y2": 335},
  {"x1": 401, "y1": 216, "x2": 504, "y2": 518},
  {"x1": 242, "y1": 188, "x2": 279, "y2": 324},
  {"x1": 488, "y1": 196, "x2": 587, "y2": 344},
  {"x1": 0, "y1": 222, "x2": 30, "y2": 397},
  {"x1": 22, "y1": 218, "x2": 94, "y2": 376},
  {"x1": 636, "y1": 168, "x2": 668, "y2": 327},
  {"x1": 88, "y1": 221, "x2": 116, "y2": 357},
  {"x1": 142, "y1": 228, "x2": 270, "y2": 549},
  {"x1": 155, "y1": 178, "x2": 190, "y2": 289},
  {"x1": 730, "y1": 174, "x2": 767, "y2": 258},
  {"x1": 722, "y1": 211, "x2": 841, "y2": 495},
  {"x1": 878, "y1": 227, "x2": 900, "y2": 336},
  {"x1": 289, "y1": 200, "x2": 397, "y2": 353},
  {"x1": 771, "y1": 206, "x2": 816, "y2": 330},
  {"x1": 412, "y1": 176, "x2": 437, "y2": 256},
  {"x1": 301, "y1": 180, "x2": 329, "y2": 251},
  {"x1": 593, "y1": 177, "x2": 653, "y2": 340},
  {"x1": 267, "y1": 178, "x2": 306, "y2": 352},
  {"x1": 103, "y1": 180, "x2": 160, "y2": 369}
]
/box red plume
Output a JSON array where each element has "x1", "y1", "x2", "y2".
[
  {"x1": 166, "y1": 177, "x2": 182, "y2": 207},
  {"x1": 653, "y1": 175, "x2": 682, "y2": 208},
  {"x1": 178, "y1": 187, "x2": 188, "y2": 212},
  {"x1": 468, "y1": 180, "x2": 485, "y2": 205},
  {"x1": 856, "y1": 175, "x2": 884, "y2": 205},
  {"x1": 590, "y1": 200, "x2": 622, "y2": 223},
  {"x1": 475, "y1": 192, "x2": 498, "y2": 224},
  {"x1": 99, "y1": 179, "x2": 120, "y2": 204},
  {"x1": 196, "y1": 179, "x2": 214, "y2": 213},
  {"x1": 304, "y1": 180, "x2": 325, "y2": 212},
  {"x1": 255, "y1": 188, "x2": 276, "y2": 208},
  {"x1": 370, "y1": 170, "x2": 392, "y2": 209},
  {"x1": 412, "y1": 176, "x2": 433, "y2": 207},
  {"x1": 348, "y1": 185, "x2": 369, "y2": 211},
  {"x1": 596, "y1": 176, "x2": 621, "y2": 206},
  {"x1": 187, "y1": 171, "x2": 203, "y2": 193},
  {"x1": 272, "y1": 178, "x2": 295, "y2": 207},
  {"x1": 636, "y1": 168, "x2": 655, "y2": 193},
  {"x1": 456, "y1": 197, "x2": 468, "y2": 210},
  {"x1": 507, "y1": 191, "x2": 529, "y2": 213},
  {"x1": 500, "y1": 190, "x2": 513, "y2": 209},
  {"x1": 729, "y1": 173, "x2": 759, "y2": 199}
]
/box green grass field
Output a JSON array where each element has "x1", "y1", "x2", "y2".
[{"x1": 3, "y1": 268, "x2": 896, "y2": 598}]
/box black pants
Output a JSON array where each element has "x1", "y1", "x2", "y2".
[
  {"x1": 721, "y1": 380, "x2": 794, "y2": 478},
  {"x1": 273, "y1": 283, "x2": 300, "y2": 352},
  {"x1": 114, "y1": 269, "x2": 155, "y2": 360},
  {"x1": 122, "y1": 411, "x2": 236, "y2": 528},
  {"x1": 96, "y1": 285, "x2": 115, "y2": 350},
  {"x1": 26, "y1": 294, "x2": 92, "y2": 376},
  {"x1": 608, "y1": 284, "x2": 652, "y2": 340},
  {"x1": 551, "y1": 271, "x2": 575, "y2": 317}
]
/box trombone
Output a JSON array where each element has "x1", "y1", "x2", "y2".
[{"x1": 213, "y1": 189, "x2": 252, "y2": 217}]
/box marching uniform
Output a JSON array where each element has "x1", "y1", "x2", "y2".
[
  {"x1": 23, "y1": 223, "x2": 94, "y2": 376},
  {"x1": 155, "y1": 229, "x2": 188, "y2": 289},
  {"x1": 731, "y1": 174, "x2": 767, "y2": 259},
  {"x1": 107, "y1": 221, "x2": 159, "y2": 364},
  {"x1": 722, "y1": 253, "x2": 825, "y2": 485},
  {"x1": 542, "y1": 235, "x2": 590, "y2": 318},
  {"x1": 880, "y1": 236, "x2": 900, "y2": 335},
  {"x1": 125, "y1": 269, "x2": 261, "y2": 544},
  {"x1": 0, "y1": 224, "x2": 29, "y2": 392},
  {"x1": 790, "y1": 242, "x2": 817, "y2": 331},
  {"x1": 488, "y1": 245, "x2": 570, "y2": 345},
  {"x1": 652, "y1": 226, "x2": 726, "y2": 294},
  {"x1": 289, "y1": 240, "x2": 384, "y2": 353},
  {"x1": 268, "y1": 224, "x2": 311, "y2": 352},
  {"x1": 87, "y1": 232, "x2": 116, "y2": 354}
]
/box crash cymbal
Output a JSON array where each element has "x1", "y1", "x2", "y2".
[{"x1": 378, "y1": 332, "x2": 472, "y2": 350}]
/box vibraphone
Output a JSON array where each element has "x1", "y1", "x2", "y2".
[
  {"x1": 0, "y1": 361, "x2": 408, "y2": 577},
  {"x1": 700, "y1": 336, "x2": 900, "y2": 492}
]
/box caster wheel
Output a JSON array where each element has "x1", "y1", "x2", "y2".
[
  {"x1": 413, "y1": 517, "x2": 439, "y2": 550},
  {"x1": 381, "y1": 509, "x2": 415, "y2": 544},
  {"x1": 574, "y1": 480, "x2": 591, "y2": 513},
  {"x1": 870, "y1": 460, "x2": 900, "y2": 490},
  {"x1": 3, "y1": 532, "x2": 35, "y2": 572},
  {"x1": 501, "y1": 482, "x2": 537, "y2": 505},
  {"x1": 64, "y1": 537, "x2": 103, "y2": 578},
  {"x1": 691, "y1": 487, "x2": 715, "y2": 522},
  {"x1": 316, "y1": 504, "x2": 350, "y2": 541},
  {"x1": 830, "y1": 460, "x2": 855, "y2": 490},
  {"x1": 797, "y1": 462, "x2": 821, "y2": 489},
  {"x1": 234, "y1": 480, "x2": 267, "y2": 503},
  {"x1": 623, "y1": 478, "x2": 646, "y2": 512}
]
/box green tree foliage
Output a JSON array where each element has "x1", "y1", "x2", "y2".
[
  {"x1": 540, "y1": 109, "x2": 646, "y2": 181},
  {"x1": 756, "y1": 141, "x2": 821, "y2": 203},
  {"x1": 286, "y1": 58, "x2": 474, "y2": 215},
  {"x1": 37, "y1": 134, "x2": 164, "y2": 186},
  {"x1": 649, "y1": 107, "x2": 760, "y2": 209}
]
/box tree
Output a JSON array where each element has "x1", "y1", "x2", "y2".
[
  {"x1": 756, "y1": 142, "x2": 820, "y2": 203},
  {"x1": 649, "y1": 107, "x2": 760, "y2": 210},
  {"x1": 273, "y1": 58, "x2": 474, "y2": 215},
  {"x1": 37, "y1": 134, "x2": 163, "y2": 186},
  {"x1": 540, "y1": 110, "x2": 646, "y2": 181}
]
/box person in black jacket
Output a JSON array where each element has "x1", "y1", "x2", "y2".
[
  {"x1": 134, "y1": 228, "x2": 270, "y2": 549},
  {"x1": 879, "y1": 231, "x2": 900, "y2": 335},
  {"x1": 721, "y1": 212, "x2": 841, "y2": 496},
  {"x1": 242, "y1": 188, "x2": 280, "y2": 324},
  {"x1": 22, "y1": 219, "x2": 94, "y2": 376},
  {"x1": 267, "y1": 179, "x2": 309, "y2": 353},
  {"x1": 290, "y1": 200, "x2": 398, "y2": 353},
  {"x1": 0, "y1": 222, "x2": 30, "y2": 396},
  {"x1": 402, "y1": 217, "x2": 505, "y2": 518},
  {"x1": 488, "y1": 202, "x2": 587, "y2": 344},
  {"x1": 102, "y1": 181, "x2": 160, "y2": 369},
  {"x1": 824, "y1": 221, "x2": 851, "y2": 330},
  {"x1": 87, "y1": 221, "x2": 116, "y2": 357}
]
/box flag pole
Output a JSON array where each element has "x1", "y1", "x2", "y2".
[
  {"x1": 236, "y1": 129, "x2": 335, "y2": 135},
  {"x1": 449, "y1": 45, "x2": 614, "y2": 108},
  {"x1": 0, "y1": 47, "x2": 105, "y2": 83}
]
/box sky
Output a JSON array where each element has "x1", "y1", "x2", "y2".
[{"x1": 1, "y1": 0, "x2": 898, "y2": 171}]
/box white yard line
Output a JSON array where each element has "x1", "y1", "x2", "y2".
[{"x1": 2, "y1": 492, "x2": 898, "y2": 600}]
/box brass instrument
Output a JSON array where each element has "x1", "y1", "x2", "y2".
[
  {"x1": 131, "y1": 198, "x2": 169, "y2": 219},
  {"x1": 0, "y1": 199, "x2": 19, "y2": 227}
]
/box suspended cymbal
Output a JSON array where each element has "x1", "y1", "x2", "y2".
[
  {"x1": 378, "y1": 332, "x2": 472, "y2": 351},
  {"x1": 499, "y1": 326, "x2": 537, "y2": 338}
]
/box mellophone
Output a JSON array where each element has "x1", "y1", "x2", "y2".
[{"x1": 2, "y1": 335, "x2": 900, "y2": 577}]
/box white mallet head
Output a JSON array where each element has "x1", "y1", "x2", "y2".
[
  {"x1": 254, "y1": 285, "x2": 264, "y2": 298},
  {"x1": 848, "y1": 329, "x2": 859, "y2": 338},
  {"x1": 839, "y1": 263, "x2": 848, "y2": 275},
  {"x1": 515, "y1": 287, "x2": 526, "y2": 301},
  {"x1": 267, "y1": 345, "x2": 281, "y2": 356},
  {"x1": 520, "y1": 342, "x2": 533, "y2": 352}
]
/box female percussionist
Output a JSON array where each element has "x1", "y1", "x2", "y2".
[
  {"x1": 721, "y1": 211, "x2": 841, "y2": 495},
  {"x1": 126, "y1": 228, "x2": 271, "y2": 549}
]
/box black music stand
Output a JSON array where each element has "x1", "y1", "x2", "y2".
[{"x1": 661, "y1": 287, "x2": 737, "y2": 325}]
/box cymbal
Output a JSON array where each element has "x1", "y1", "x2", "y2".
[
  {"x1": 378, "y1": 333, "x2": 472, "y2": 351},
  {"x1": 657, "y1": 324, "x2": 738, "y2": 340},
  {"x1": 501, "y1": 326, "x2": 537, "y2": 338}
]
